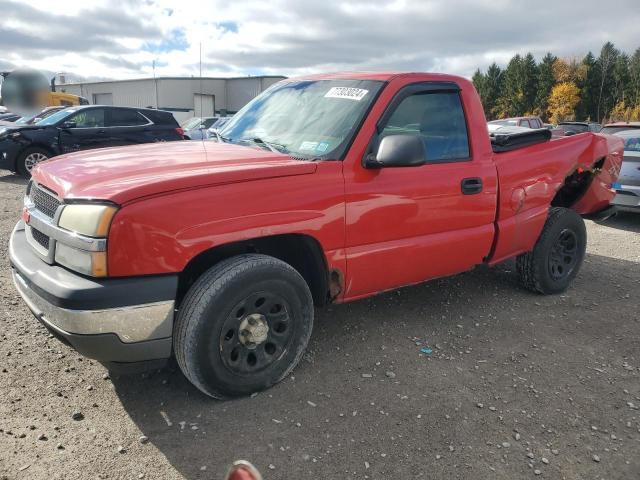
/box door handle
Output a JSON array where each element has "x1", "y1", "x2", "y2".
[{"x1": 461, "y1": 177, "x2": 483, "y2": 195}]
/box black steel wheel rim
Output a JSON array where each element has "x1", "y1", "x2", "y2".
[
  {"x1": 548, "y1": 228, "x2": 578, "y2": 281},
  {"x1": 219, "y1": 291, "x2": 293, "y2": 375}
]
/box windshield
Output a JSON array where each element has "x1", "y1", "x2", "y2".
[
  {"x1": 37, "y1": 107, "x2": 78, "y2": 126},
  {"x1": 219, "y1": 79, "x2": 384, "y2": 159},
  {"x1": 489, "y1": 119, "x2": 518, "y2": 126},
  {"x1": 602, "y1": 125, "x2": 640, "y2": 135},
  {"x1": 560, "y1": 123, "x2": 588, "y2": 133},
  {"x1": 181, "y1": 117, "x2": 203, "y2": 129}
]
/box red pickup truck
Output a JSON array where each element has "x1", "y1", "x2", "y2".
[{"x1": 10, "y1": 72, "x2": 623, "y2": 399}]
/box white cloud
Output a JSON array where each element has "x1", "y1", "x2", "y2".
[{"x1": 0, "y1": 0, "x2": 638, "y2": 81}]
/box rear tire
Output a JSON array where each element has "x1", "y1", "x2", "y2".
[
  {"x1": 16, "y1": 147, "x2": 50, "y2": 177},
  {"x1": 173, "y1": 254, "x2": 314, "y2": 399},
  {"x1": 516, "y1": 207, "x2": 586, "y2": 294}
]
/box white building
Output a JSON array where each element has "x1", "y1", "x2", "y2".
[{"x1": 59, "y1": 76, "x2": 285, "y2": 123}]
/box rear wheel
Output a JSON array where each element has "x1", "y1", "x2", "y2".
[
  {"x1": 173, "y1": 254, "x2": 314, "y2": 399},
  {"x1": 17, "y1": 147, "x2": 50, "y2": 177},
  {"x1": 516, "y1": 207, "x2": 586, "y2": 294}
]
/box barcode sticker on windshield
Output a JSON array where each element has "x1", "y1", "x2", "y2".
[{"x1": 324, "y1": 87, "x2": 369, "y2": 101}]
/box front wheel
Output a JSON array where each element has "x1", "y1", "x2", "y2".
[
  {"x1": 516, "y1": 207, "x2": 587, "y2": 294},
  {"x1": 173, "y1": 254, "x2": 314, "y2": 399}
]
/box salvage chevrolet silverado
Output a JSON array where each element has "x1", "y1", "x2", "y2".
[{"x1": 10, "y1": 72, "x2": 624, "y2": 398}]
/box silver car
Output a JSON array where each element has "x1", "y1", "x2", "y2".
[{"x1": 612, "y1": 130, "x2": 640, "y2": 212}]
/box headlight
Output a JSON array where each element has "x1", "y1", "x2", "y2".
[
  {"x1": 0, "y1": 127, "x2": 7, "y2": 138},
  {"x1": 55, "y1": 243, "x2": 108, "y2": 277},
  {"x1": 58, "y1": 204, "x2": 117, "y2": 237}
]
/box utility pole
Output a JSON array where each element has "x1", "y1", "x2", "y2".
[{"x1": 153, "y1": 60, "x2": 159, "y2": 109}]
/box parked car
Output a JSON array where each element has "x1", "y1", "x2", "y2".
[
  {"x1": 0, "y1": 105, "x2": 184, "y2": 176},
  {"x1": 557, "y1": 121, "x2": 601, "y2": 135},
  {"x1": 601, "y1": 121, "x2": 640, "y2": 135},
  {"x1": 0, "y1": 112, "x2": 21, "y2": 123},
  {"x1": 611, "y1": 130, "x2": 640, "y2": 212},
  {"x1": 11, "y1": 106, "x2": 66, "y2": 127},
  {"x1": 489, "y1": 116, "x2": 545, "y2": 130},
  {"x1": 10, "y1": 72, "x2": 622, "y2": 399},
  {"x1": 181, "y1": 116, "x2": 221, "y2": 140},
  {"x1": 206, "y1": 116, "x2": 232, "y2": 139}
]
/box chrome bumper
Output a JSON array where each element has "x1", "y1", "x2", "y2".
[{"x1": 13, "y1": 269, "x2": 174, "y2": 343}]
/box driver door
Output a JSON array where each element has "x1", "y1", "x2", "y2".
[
  {"x1": 58, "y1": 108, "x2": 109, "y2": 153},
  {"x1": 343, "y1": 82, "x2": 497, "y2": 299}
]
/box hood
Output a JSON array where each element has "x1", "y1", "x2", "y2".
[{"x1": 32, "y1": 141, "x2": 317, "y2": 205}]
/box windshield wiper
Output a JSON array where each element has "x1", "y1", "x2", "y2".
[
  {"x1": 213, "y1": 131, "x2": 230, "y2": 143},
  {"x1": 238, "y1": 137, "x2": 288, "y2": 154}
]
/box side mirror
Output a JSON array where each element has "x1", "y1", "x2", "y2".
[
  {"x1": 60, "y1": 120, "x2": 77, "y2": 130},
  {"x1": 364, "y1": 134, "x2": 426, "y2": 168}
]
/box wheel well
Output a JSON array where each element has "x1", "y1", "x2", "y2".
[
  {"x1": 551, "y1": 157, "x2": 605, "y2": 208},
  {"x1": 176, "y1": 234, "x2": 330, "y2": 308}
]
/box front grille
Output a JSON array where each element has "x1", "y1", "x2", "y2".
[
  {"x1": 30, "y1": 227, "x2": 50, "y2": 249},
  {"x1": 30, "y1": 184, "x2": 61, "y2": 218}
]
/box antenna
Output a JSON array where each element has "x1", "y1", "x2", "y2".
[
  {"x1": 153, "y1": 60, "x2": 158, "y2": 108},
  {"x1": 199, "y1": 42, "x2": 203, "y2": 118}
]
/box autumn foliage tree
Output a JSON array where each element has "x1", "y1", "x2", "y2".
[{"x1": 547, "y1": 82, "x2": 581, "y2": 123}]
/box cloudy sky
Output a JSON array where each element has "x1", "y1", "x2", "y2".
[{"x1": 1, "y1": 0, "x2": 639, "y2": 82}]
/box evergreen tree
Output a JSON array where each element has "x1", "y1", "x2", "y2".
[
  {"x1": 496, "y1": 54, "x2": 524, "y2": 117},
  {"x1": 577, "y1": 52, "x2": 598, "y2": 120},
  {"x1": 483, "y1": 63, "x2": 503, "y2": 120},
  {"x1": 472, "y1": 68, "x2": 486, "y2": 103},
  {"x1": 535, "y1": 53, "x2": 557, "y2": 119},
  {"x1": 629, "y1": 48, "x2": 640, "y2": 107},
  {"x1": 596, "y1": 42, "x2": 619, "y2": 121},
  {"x1": 521, "y1": 53, "x2": 538, "y2": 114}
]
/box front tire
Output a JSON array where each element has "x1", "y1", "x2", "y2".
[
  {"x1": 516, "y1": 207, "x2": 587, "y2": 294},
  {"x1": 174, "y1": 254, "x2": 314, "y2": 399},
  {"x1": 16, "y1": 147, "x2": 50, "y2": 177}
]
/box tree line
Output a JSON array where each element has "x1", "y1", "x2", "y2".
[{"x1": 472, "y1": 42, "x2": 640, "y2": 124}]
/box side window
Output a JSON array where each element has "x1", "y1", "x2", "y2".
[
  {"x1": 108, "y1": 109, "x2": 148, "y2": 127},
  {"x1": 380, "y1": 91, "x2": 470, "y2": 162},
  {"x1": 69, "y1": 109, "x2": 105, "y2": 128},
  {"x1": 520, "y1": 119, "x2": 531, "y2": 128}
]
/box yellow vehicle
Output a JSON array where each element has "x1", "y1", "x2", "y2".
[{"x1": 46, "y1": 91, "x2": 89, "y2": 107}]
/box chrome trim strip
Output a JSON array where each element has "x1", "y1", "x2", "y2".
[
  {"x1": 24, "y1": 198, "x2": 107, "y2": 252},
  {"x1": 13, "y1": 270, "x2": 174, "y2": 343}
]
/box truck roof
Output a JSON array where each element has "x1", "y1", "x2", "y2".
[{"x1": 287, "y1": 71, "x2": 468, "y2": 83}]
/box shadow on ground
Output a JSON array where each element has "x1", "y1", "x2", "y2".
[
  {"x1": 0, "y1": 172, "x2": 27, "y2": 185},
  {"x1": 599, "y1": 211, "x2": 640, "y2": 233},
  {"x1": 112, "y1": 252, "x2": 640, "y2": 480}
]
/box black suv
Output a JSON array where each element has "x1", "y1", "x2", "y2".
[{"x1": 0, "y1": 105, "x2": 184, "y2": 176}]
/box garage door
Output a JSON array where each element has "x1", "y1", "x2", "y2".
[
  {"x1": 194, "y1": 94, "x2": 214, "y2": 117},
  {"x1": 92, "y1": 93, "x2": 113, "y2": 105}
]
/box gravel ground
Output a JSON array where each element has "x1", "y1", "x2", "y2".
[{"x1": 1, "y1": 172, "x2": 639, "y2": 480}]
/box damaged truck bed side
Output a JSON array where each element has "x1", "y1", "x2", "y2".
[{"x1": 10, "y1": 72, "x2": 623, "y2": 398}]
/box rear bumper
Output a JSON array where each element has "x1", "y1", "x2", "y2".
[{"x1": 10, "y1": 221, "x2": 177, "y2": 365}]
